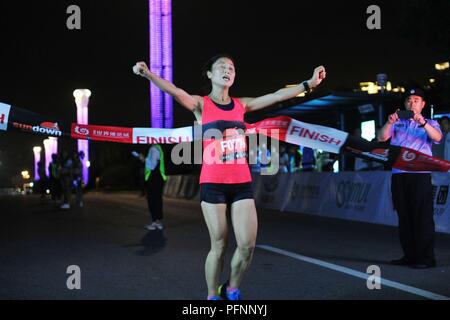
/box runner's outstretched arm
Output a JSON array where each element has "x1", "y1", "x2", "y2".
[
  {"x1": 133, "y1": 61, "x2": 203, "y2": 113},
  {"x1": 240, "y1": 66, "x2": 326, "y2": 112}
]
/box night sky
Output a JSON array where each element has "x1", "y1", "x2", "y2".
[{"x1": 0, "y1": 0, "x2": 449, "y2": 185}]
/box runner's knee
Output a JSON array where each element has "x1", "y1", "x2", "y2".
[
  {"x1": 237, "y1": 244, "x2": 255, "y2": 260},
  {"x1": 210, "y1": 240, "x2": 227, "y2": 258}
]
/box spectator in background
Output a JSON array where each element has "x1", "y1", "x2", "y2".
[
  {"x1": 139, "y1": 144, "x2": 167, "y2": 231},
  {"x1": 279, "y1": 144, "x2": 289, "y2": 173},
  {"x1": 288, "y1": 145, "x2": 301, "y2": 173},
  {"x1": 301, "y1": 147, "x2": 316, "y2": 172},
  {"x1": 378, "y1": 88, "x2": 442, "y2": 269},
  {"x1": 37, "y1": 161, "x2": 47, "y2": 199},
  {"x1": 258, "y1": 142, "x2": 272, "y2": 174},
  {"x1": 132, "y1": 149, "x2": 148, "y2": 196},
  {"x1": 440, "y1": 116, "x2": 450, "y2": 161},
  {"x1": 48, "y1": 154, "x2": 61, "y2": 203},
  {"x1": 60, "y1": 150, "x2": 73, "y2": 210},
  {"x1": 73, "y1": 151, "x2": 84, "y2": 208},
  {"x1": 317, "y1": 151, "x2": 337, "y2": 172}
]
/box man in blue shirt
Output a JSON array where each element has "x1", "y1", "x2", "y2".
[{"x1": 378, "y1": 88, "x2": 442, "y2": 269}]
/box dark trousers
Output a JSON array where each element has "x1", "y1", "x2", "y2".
[
  {"x1": 49, "y1": 177, "x2": 62, "y2": 201},
  {"x1": 74, "y1": 177, "x2": 83, "y2": 205},
  {"x1": 145, "y1": 169, "x2": 165, "y2": 222},
  {"x1": 61, "y1": 176, "x2": 72, "y2": 204},
  {"x1": 391, "y1": 173, "x2": 435, "y2": 263}
]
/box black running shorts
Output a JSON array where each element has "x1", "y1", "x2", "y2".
[{"x1": 200, "y1": 183, "x2": 254, "y2": 205}]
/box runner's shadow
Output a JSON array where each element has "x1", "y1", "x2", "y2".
[{"x1": 133, "y1": 230, "x2": 168, "y2": 256}]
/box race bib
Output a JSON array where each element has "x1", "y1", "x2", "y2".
[{"x1": 204, "y1": 128, "x2": 247, "y2": 164}]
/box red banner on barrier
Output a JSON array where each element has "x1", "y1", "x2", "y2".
[
  {"x1": 393, "y1": 148, "x2": 450, "y2": 172},
  {"x1": 245, "y1": 116, "x2": 290, "y2": 140},
  {"x1": 71, "y1": 123, "x2": 133, "y2": 144}
]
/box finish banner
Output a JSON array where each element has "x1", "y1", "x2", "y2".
[
  {"x1": 245, "y1": 116, "x2": 348, "y2": 154},
  {"x1": 2, "y1": 102, "x2": 450, "y2": 172}
]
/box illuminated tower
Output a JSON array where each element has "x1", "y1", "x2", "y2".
[
  {"x1": 32, "y1": 146, "x2": 42, "y2": 181},
  {"x1": 73, "y1": 89, "x2": 91, "y2": 186}
]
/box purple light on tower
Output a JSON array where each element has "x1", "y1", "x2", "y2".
[
  {"x1": 43, "y1": 139, "x2": 51, "y2": 178},
  {"x1": 49, "y1": 137, "x2": 58, "y2": 158},
  {"x1": 42, "y1": 138, "x2": 58, "y2": 178},
  {"x1": 32, "y1": 146, "x2": 42, "y2": 181},
  {"x1": 73, "y1": 89, "x2": 91, "y2": 186},
  {"x1": 149, "y1": 0, "x2": 173, "y2": 128},
  {"x1": 161, "y1": 0, "x2": 173, "y2": 128}
]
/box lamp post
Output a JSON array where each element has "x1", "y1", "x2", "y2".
[
  {"x1": 73, "y1": 89, "x2": 91, "y2": 186},
  {"x1": 377, "y1": 73, "x2": 388, "y2": 127}
]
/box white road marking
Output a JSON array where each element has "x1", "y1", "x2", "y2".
[{"x1": 257, "y1": 245, "x2": 450, "y2": 300}]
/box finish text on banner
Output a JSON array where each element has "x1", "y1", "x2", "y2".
[
  {"x1": 132, "y1": 127, "x2": 193, "y2": 145},
  {"x1": 286, "y1": 119, "x2": 348, "y2": 154}
]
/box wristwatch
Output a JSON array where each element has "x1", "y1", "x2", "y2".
[
  {"x1": 419, "y1": 120, "x2": 428, "y2": 128},
  {"x1": 302, "y1": 81, "x2": 311, "y2": 93}
]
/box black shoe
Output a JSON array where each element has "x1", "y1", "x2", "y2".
[
  {"x1": 411, "y1": 260, "x2": 437, "y2": 269},
  {"x1": 218, "y1": 281, "x2": 229, "y2": 300},
  {"x1": 389, "y1": 257, "x2": 415, "y2": 266}
]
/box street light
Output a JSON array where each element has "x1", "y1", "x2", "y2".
[
  {"x1": 21, "y1": 170, "x2": 30, "y2": 180},
  {"x1": 73, "y1": 89, "x2": 91, "y2": 186},
  {"x1": 435, "y1": 62, "x2": 449, "y2": 71},
  {"x1": 32, "y1": 146, "x2": 42, "y2": 181}
]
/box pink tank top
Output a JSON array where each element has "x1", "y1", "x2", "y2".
[{"x1": 200, "y1": 96, "x2": 252, "y2": 184}]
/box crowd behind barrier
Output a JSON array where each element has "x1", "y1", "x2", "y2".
[{"x1": 163, "y1": 171, "x2": 450, "y2": 234}]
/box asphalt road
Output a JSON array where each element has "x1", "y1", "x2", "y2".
[{"x1": 1, "y1": 192, "x2": 450, "y2": 300}]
